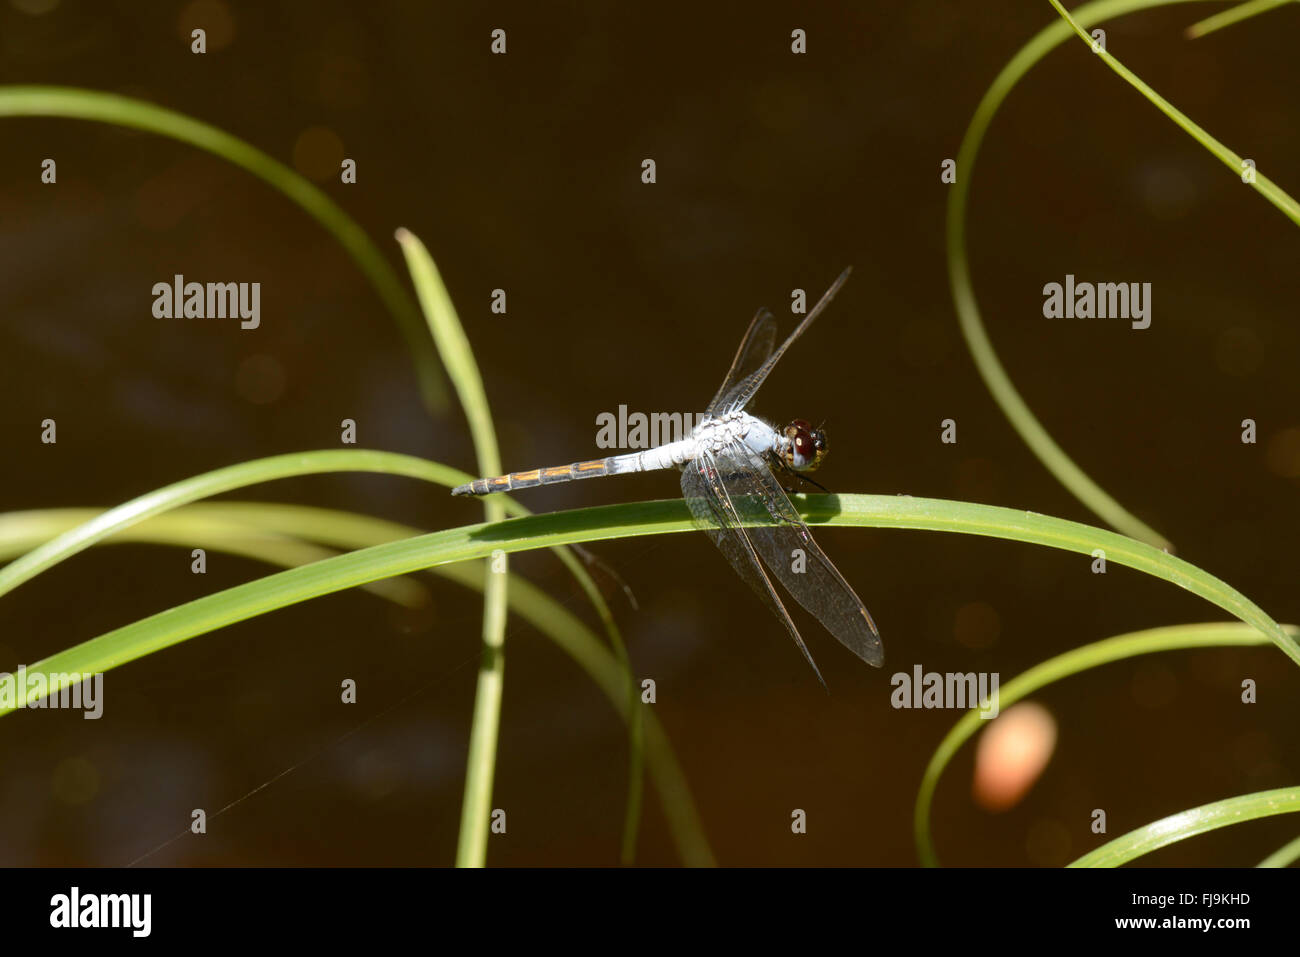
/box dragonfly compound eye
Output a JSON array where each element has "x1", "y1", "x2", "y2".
[{"x1": 784, "y1": 419, "x2": 826, "y2": 471}]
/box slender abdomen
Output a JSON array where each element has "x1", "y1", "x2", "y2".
[
  {"x1": 451, "y1": 438, "x2": 695, "y2": 496},
  {"x1": 452, "y1": 457, "x2": 622, "y2": 496}
]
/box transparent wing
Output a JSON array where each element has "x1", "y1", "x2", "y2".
[
  {"x1": 705, "y1": 308, "x2": 777, "y2": 416},
  {"x1": 718, "y1": 266, "x2": 852, "y2": 414},
  {"x1": 680, "y1": 449, "x2": 828, "y2": 688},
  {"x1": 712, "y1": 440, "x2": 884, "y2": 668}
]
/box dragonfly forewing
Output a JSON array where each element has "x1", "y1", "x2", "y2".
[
  {"x1": 705, "y1": 308, "x2": 777, "y2": 416},
  {"x1": 718, "y1": 266, "x2": 853, "y2": 414}
]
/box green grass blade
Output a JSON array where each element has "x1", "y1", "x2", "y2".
[
  {"x1": 433, "y1": 560, "x2": 710, "y2": 865},
  {"x1": 0, "y1": 449, "x2": 460, "y2": 600},
  {"x1": 0, "y1": 502, "x2": 712, "y2": 865},
  {"x1": 1184, "y1": 0, "x2": 1296, "y2": 38},
  {"x1": 12, "y1": 494, "x2": 1297, "y2": 712},
  {"x1": 0, "y1": 442, "x2": 648, "y2": 861},
  {"x1": 551, "y1": 543, "x2": 646, "y2": 865},
  {"x1": 949, "y1": 0, "x2": 1225, "y2": 550},
  {"x1": 0, "y1": 506, "x2": 431, "y2": 607},
  {"x1": 1048, "y1": 0, "x2": 1300, "y2": 225},
  {"x1": 1256, "y1": 833, "x2": 1300, "y2": 868},
  {"x1": 396, "y1": 228, "x2": 510, "y2": 869},
  {"x1": 952, "y1": 0, "x2": 1300, "y2": 544},
  {"x1": 395, "y1": 229, "x2": 502, "y2": 491},
  {"x1": 0, "y1": 85, "x2": 447, "y2": 412},
  {"x1": 1069, "y1": 787, "x2": 1300, "y2": 866},
  {"x1": 12, "y1": 494, "x2": 1293, "y2": 864},
  {"x1": 250, "y1": 499, "x2": 649, "y2": 863},
  {"x1": 914, "y1": 622, "x2": 1287, "y2": 866},
  {"x1": 396, "y1": 227, "x2": 647, "y2": 865},
  {"x1": 262, "y1": 493, "x2": 648, "y2": 862}
]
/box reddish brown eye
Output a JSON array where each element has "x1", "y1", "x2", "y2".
[{"x1": 783, "y1": 419, "x2": 825, "y2": 471}]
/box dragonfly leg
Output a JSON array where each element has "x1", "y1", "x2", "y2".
[{"x1": 770, "y1": 457, "x2": 830, "y2": 495}]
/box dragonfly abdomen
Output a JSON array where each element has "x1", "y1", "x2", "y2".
[
  {"x1": 451, "y1": 438, "x2": 698, "y2": 496},
  {"x1": 452, "y1": 453, "x2": 637, "y2": 496}
]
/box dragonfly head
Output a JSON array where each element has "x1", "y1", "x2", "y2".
[{"x1": 781, "y1": 419, "x2": 827, "y2": 472}]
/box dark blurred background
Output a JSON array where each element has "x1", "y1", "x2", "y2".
[{"x1": 1, "y1": 0, "x2": 1297, "y2": 866}]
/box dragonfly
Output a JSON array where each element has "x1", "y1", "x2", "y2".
[{"x1": 453, "y1": 267, "x2": 883, "y2": 685}]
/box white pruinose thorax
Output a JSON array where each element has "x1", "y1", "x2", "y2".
[{"x1": 689, "y1": 410, "x2": 781, "y2": 459}]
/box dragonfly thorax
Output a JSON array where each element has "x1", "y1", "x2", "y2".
[{"x1": 691, "y1": 411, "x2": 778, "y2": 458}]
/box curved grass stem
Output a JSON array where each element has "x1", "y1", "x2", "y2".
[{"x1": 0, "y1": 85, "x2": 448, "y2": 412}]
